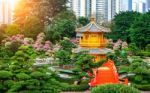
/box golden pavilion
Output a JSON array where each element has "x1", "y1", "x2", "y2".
[{"x1": 75, "y1": 18, "x2": 112, "y2": 62}]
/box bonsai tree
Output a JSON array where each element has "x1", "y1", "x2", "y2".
[
  {"x1": 0, "y1": 45, "x2": 61, "y2": 93},
  {"x1": 55, "y1": 38, "x2": 76, "y2": 66},
  {"x1": 73, "y1": 51, "x2": 104, "y2": 84}
]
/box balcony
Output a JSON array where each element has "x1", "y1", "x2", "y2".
[{"x1": 79, "y1": 42, "x2": 107, "y2": 47}]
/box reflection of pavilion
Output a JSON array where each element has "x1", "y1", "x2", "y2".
[{"x1": 75, "y1": 17, "x2": 112, "y2": 62}]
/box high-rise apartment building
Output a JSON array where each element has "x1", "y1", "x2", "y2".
[
  {"x1": 116, "y1": 0, "x2": 132, "y2": 12},
  {"x1": 146, "y1": 0, "x2": 150, "y2": 11},
  {"x1": 95, "y1": 0, "x2": 106, "y2": 21},
  {"x1": 139, "y1": 1, "x2": 146, "y2": 13},
  {"x1": 132, "y1": 0, "x2": 146, "y2": 13},
  {"x1": 132, "y1": 2, "x2": 138, "y2": 11},
  {"x1": 0, "y1": 0, "x2": 13, "y2": 24},
  {"x1": 108, "y1": 0, "x2": 116, "y2": 21},
  {"x1": 85, "y1": 0, "x2": 91, "y2": 18},
  {"x1": 128, "y1": 0, "x2": 132, "y2": 11},
  {"x1": 91, "y1": 0, "x2": 116, "y2": 21},
  {"x1": 68, "y1": 0, "x2": 91, "y2": 18},
  {"x1": 116, "y1": 0, "x2": 122, "y2": 13},
  {"x1": 69, "y1": 0, "x2": 149, "y2": 21},
  {"x1": 69, "y1": 0, "x2": 116, "y2": 21}
]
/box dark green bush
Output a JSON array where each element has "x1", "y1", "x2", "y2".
[
  {"x1": 145, "y1": 44, "x2": 150, "y2": 52},
  {"x1": 0, "y1": 45, "x2": 61, "y2": 93},
  {"x1": 56, "y1": 76, "x2": 76, "y2": 84},
  {"x1": 132, "y1": 83, "x2": 150, "y2": 91},
  {"x1": 0, "y1": 71, "x2": 13, "y2": 79},
  {"x1": 91, "y1": 84, "x2": 140, "y2": 93},
  {"x1": 16, "y1": 73, "x2": 31, "y2": 80},
  {"x1": 61, "y1": 83, "x2": 89, "y2": 91},
  {"x1": 137, "y1": 51, "x2": 150, "y2": 57},
  {"x1": 60, "y1": 79, "x2": 89, "y2": 91},
  {"x1": 30, "y1": 71, "x2": 44, "y2": 79}
]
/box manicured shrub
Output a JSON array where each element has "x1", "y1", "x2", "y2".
[
  {"x1": 61, "y1": 83, "x2": 89, "y2": 91},
  {"x1": 145, "y1": 44, "x2": 150, "y2": 52},
  {"x1": 132, "y1": 84, "x2": 150, "y2": 91},
  {"x1": 60, "y1": 79, "x2": 89, "y2": 91},
  {"x1": 0, "y1": 71, "x2": 12, "y2": 79},
  {"x1": 16, "y1": 73, "x2": 31, "y2": 80},
  {"x1": 137, "y1": 51, "x2": 150, "y2": 57},
  {"x1": 91, "y1": 84, "x2": 140, "y2": 93}
]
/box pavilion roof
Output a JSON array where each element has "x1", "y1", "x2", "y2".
[{"x1": 76, "y1": 18, "x2": 110, "y2": 33}]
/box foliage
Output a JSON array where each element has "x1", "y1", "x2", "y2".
[
  {"x1": 128, "y1": 58, "x2": 150, "y2": 85},
  {"x1": 46, "y1": 11, "x2": 76, "y2": 43},
  {"x1": 0, "y1": 45, "x2": 61, "y2": 93},
  {"x1": 2, "y1": 34, "x2": 26, "y2": 54},
  {"x1": 33, "y1": 33, "x2": 52, "y2": 52},
  {"x1": 60, "y1": 38, "x2": 76, "y2": 52},
  {"x1": 61, "y1": 80, "x2": 89, "y2": 91},
  {"x1": 55, "y1": 50, "x2": 71, "y2": 65},
  {"x1": 137, "y1": 51, "x2": 150, "y2": 57},
  {"x1": 77, "y1": 17, "x2": 89, "y2": 27},
  {"x1": 132, "y1": 84, "x2": 150, "y2": 91},
  {"x1": 108, "y1": 11, "x2": 141, "y2": 42},
  {"x1": 1, "y1": 33, "x2": 52, "y2": 57},
  {"x1": 91, "y1": 84, "x2": 140, "y2": 93},
  {"x1": 73, "y1": 51, "x2": 99, "y2": 80},
  {"x1": 11, "y1": 45, "x2": 37, "y2": 62},
  {"x1": 145, "y1": 44, "x2": 150, "y2": 52},
  {"x1": 5, "y1": 24, "x2": 21, "y2": 36},
  {"x1": 55, "y1": 38, "x2": 76, "y2": 65},
  {"x1": 0, "y1": 46, "x2": 14, "y2": 58},
  {"x1": 113, "y1": 40, "x2": 128, "y2": 50},
  {"x1": 0, "y1": 71, "x2": 13, "y2": 79},
  {"x1": 107, "y1": 50, "x2": 129, "y2": 66},
  {"x1": 23, "y1": 16, "x2": 43, "y2": 39},
  {"x1": 0, "y1": 24, "x2": 7, "y2": 43},
  {"x1": 129, "y1": 13, "x2": 150, "y2": 49},
  {"x1": 118, "y1": 56, "x2": 150, "y2": 90},
  {"x1": 14, "y1": 0, "x2": 68, "y2": 26},
  {"x1": 125, "y1": 43, "x2": 139, "y2": 55}
]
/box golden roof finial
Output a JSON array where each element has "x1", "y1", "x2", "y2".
[{"x1": 90, "y1": 14, "x2": 96, "y2": 23}]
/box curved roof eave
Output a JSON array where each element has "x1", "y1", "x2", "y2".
[{"x1": 76, "y1": 22, "x2": 110, "y2": 33}]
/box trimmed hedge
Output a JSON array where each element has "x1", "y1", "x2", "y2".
[
  {"x1": 132, "y1": 83, "x2": 150, "y2": 91},
  {"x1": 61, "y1": 83, "x2": 89, "y2": 91},
  {"x1": 91, "y1": 84, "x2": 140, "y2": 93},
  {"x1": 137, "y1": 51, "x2": 150, "y2": 57}
]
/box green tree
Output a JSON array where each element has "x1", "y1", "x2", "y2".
[
  {"x1": 23, "y1": 16, "x2": 43, "y2": 39},
  {"x1": 55, "y1": 38, "x2": 76, "y2": 66},
  {"x1": 0, "y1": 45, "x2": 61, "y2": 93},
  {"x1": 129, "y1": 13, "x2": 150, "y2": 49},
  {"x1": 108, "y1": 11, "x2": 141, "y2": 42},
  {"x1": 60, "y1": 38, "x2": 76, "y2": 52},
  {"x1": 0, "y1": 24, "x2": 7, "y2": 43},
  {"x1": 14, "y1": 0, "x2": 68, "y2": 26},
  {"x1": 78, "y1": 17, "x2": 89, "y2": 27},
  {"x1": 73, "y1": 52, "x2": 95, "y2": 80},
  {"x1": 46, "y1": 11, "x2": 76, "y2": 43},
  {"x1": 55, "y1": 50, "x2": 71, "y2": 65},
  {"x1": 5, "y1": 24, "x2": 21, "y2": 36}
]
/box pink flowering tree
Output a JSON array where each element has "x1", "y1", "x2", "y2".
[
  {"x1": 33, "y1": 33, "x2": 52, "y2": 52},
  {"x1": 2, "y1": 33, "x2": 52, "y2": 56},
  {"x1": 113, "y1": 39, "x2": 128, "y2": 50}
]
